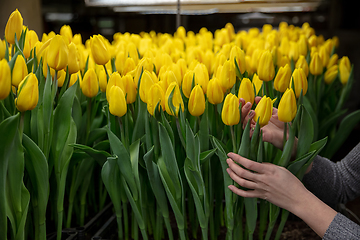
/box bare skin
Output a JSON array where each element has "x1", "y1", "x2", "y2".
[{"x1": 228, "y1": 97, "x2": 338, "y2": 238}]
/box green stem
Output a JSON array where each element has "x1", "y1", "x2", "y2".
[
  {"x1": 123, "y1": 202, "x2": 129, "y2": 240},
  {"x1": 103, "y1": 65, "x2": 109, "y2": 82},
  {"x1": 0, "y1": 100, "x2": 11, "y2": 119},
  {"x1": 201, "y1": 227, "x2": 209, "y2": 240},
  {"x1": 283, "y1": 122, "x2": 287, "y2": 150},
  {"x1": 179, "y1": 229, "x2": 186, "y2": 240},
  {"x1": 164, "y1": 216, "x2": 174, "y2": 240},
  {"x1": 230, "y1": 126, "x2": 237, "y2": 153},
  {"x1": 85, "y1": 97, "x2": 92, "y2": 144},
  {"x1": 117, "y1": 215, "x2": 124, "y2": 240}
]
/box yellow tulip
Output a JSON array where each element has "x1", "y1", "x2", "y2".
[
  {"x1": 60, "y1": 25, "x2": 73, "y2": 44},
  {"x1": 11, "y1": 55, "x2": 28, "y2": 87},
  {"x1": 73, "y1": 34, "x2": 82, "y2": 45},
  {"x1": 5, "y1": 9, "x2": 23, "y2": 45},
  {"x1": 254, "y1": 96, "x2": 274, "y2": 127},
  {"x1": 0, "y1": 39, "x2": 6, "y2": 60},
  {"x1": 252, "y1": 73, "x2": 263, "y2": 95},
  {"x1": 0, "y1": 59, "x2": 11, "y2": 100},
  {"x1": 126, "y1": 42, "x2": 139, "y2": 65},
  {"x1": 139, "y1": 70, "x2": 156, "y2": 103},
  {"x1": 15, "y1": 73, "x2": 39, "y2": 112},
  {"x1": 238, "y1": 78, "x2": 255, "y2": 105},
  {"x1": 319, "y1": 45, "x2": 329, "y2": 68},
  {"x1": 188, "y1": 85, "x2": 206, "y2": 117},
  {"x1": 245, "y1": 55, "x2": 253, "y2": 76},
  {"x1": 47, "y1": 35, "x2": 69, "y2": 71},
  {"x1": 147, "y1": 83, "x2": 165, "y2": 115},
  {"x1": 133, "y1": 57, "x2": 153, "y2": 87},
  {"x1": 69, "y1": 71, "x2": 82, "y2": 88},
  {"x1": 278, "y1": 88, "x2": 297, "y2": 122},
  {"x1": 257, "y1": 50, "x2": 275, "y2": 82},
  {"x1": 57, "y1": 69, "x2": 66, "y2": 87},
  {"x1": 90, "y1": 35, "x2": 110, "y2": 65},
  {"x1": 206, "y1": 77, "x2": 224, "y2": 105},
  {"x1": 96, "y1": 66, "x2": 107, "y2": 92},
  {"x1": 108, "y1": 85, "x2": 127, "y2": 117},
  {"x1": 339, "y1": 56, "x2": 351, "y2": 85},
  {"x1": 274, "y1": 64, "x2": 292, "y2": 93},
  {"x1": 324, "y1": 65, "x2": 338, "y2": 84},
  {"x1": 121, "y1": 74, "x2": 137, "y2": 104},
  {"x1": 23, "y1": 30, "x2": 39, "y2": 59},
  {"x1": 295, "y1": 55, "x2": 309, "y2": 77},
  {"x1": 327, "y1": 53, "x2": 338, "y2": 69},
  {"x1": 218, "y1": 60, "x2": 235, "y2": 90},
  {"x1": 122, "y1": 57, "x2": 136, "y2": 76},
  {"x1": 221, "y1": 93, "x2": 240, "y2": 126},
  {"x1": 291, "y1": 68, "x2": 308, "y2": 98},
  {"x1": 298, "y1": 35, "x2": 308, "y2": 57},
  {"x1": 182, "y1": 70, "x2": 195, "y2": 98},
  {"x1": 288, "y1": 41, "x2": 299, "y2": 62},
  {"x1": 81, "y1": 68, "x2": 99, "y2": 98},
  {"x1": 194, "y1": 63, "x2": 209, "y2": 93},
  {"x1": 115, "y1": 51, "x2": 126, "y2": 77},
  {"x1": 230, "y1": 45, "x2": 246, "y2": 74},
  {"x1": 165, "y1": 82, "x2": 184, "y2": 117},
  {"x1": 309, "y1": 52, "x2": 323, "y2": 76},
  {"x1": 67, "y1": 42, "x2": 81, "y2": 74},
  {"x1": 106, "y1": 72, "x2": 123, "y2": 101}
]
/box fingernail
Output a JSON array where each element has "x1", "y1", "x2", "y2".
[{"x1": 248, "y1": 110, "x2": 254, "y2": 117}]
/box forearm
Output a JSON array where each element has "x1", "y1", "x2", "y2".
[{"x1": 290, "y1": 188, "x2": 337, "y2": 238}]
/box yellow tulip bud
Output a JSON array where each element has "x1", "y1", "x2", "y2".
[
  {"x1": 324, "y1": 65, "x2": 338, "y2": 84},
  {"x1": 230, "y1": 45, "x2": 246, "y2": 74},
  {"x1": 47, "y1": 35, "x2": 69, "y2": 71},
  {"x1": 0, "y1": 59, "x2": 11, "y2": 100},
  {"x1": 182, "y1": 70, "x2": 195, "y2": 98},
  {"x1": 60, "y1": 25, "x2": 73, "y2": 44},
  {"x1": 194, "y1": 63, "x2": 209, "y2": 93},
  {"x1": 67, "y1": 42, "x2": 81, "y2": 74},
  {"x1": 133, "y1": 57, "x2": 153, "y2": 87},
  {"x1": 238, "y1": 78, "x2": 255, "y2": 105},
  {"x1": 57, "y1": 69, "x2": 66, "y2": 87},
  {"x1": 206, "y1": 77, "x2": 224, "y2": 105},
  {"x1": 126, "y1": 42, "x2": 139, "y2": 65},
  {"x1": 188, "y1": 85, "x2": 206, "y2": 117},
  {"x1": 291, "y1": 68, "x2": 308, "y2": 98},
  {"x1": 274, "y1": 64, "x2": 292, "y2": 93},
  {"x1": 96, "y1": 66, "x2": 107, "y2": 92},
  {"x1": 69, "y1": 71, "x2": 82, "y2": 88},
  {"x1": 250, "y1": 48, "x2": 263, "y2": 73},
  {"x1": 218, "y1": 60, "x2": 235, "y2": 90},
  {"x1": 309, "y1": 52, "x2": 323, "y2": 76},
  {"x1": 252, "y1": 73, "x2": 263, "y2": 95},
  {"x1": 108, "y1": 85, "x2": 127, "y2": 117},
  {"x1": 106, "y1": 72, "x2": 123, "y2": 101},
  {"x1": 308, "y1": 35, "x2": 317, "y2": 48},
  {"x1": 73, "y1": 34, "x2": 82, "y2": 45},
  {"x1": 298, "y1": 35, "x2": 308, "y2": 57},
  {"x1": 319, "y1": 46, "x2": 329, "y2": 68},
  {"x1": 23, "y1": 30, "x2": 39, "y2": 59},
  {"x1": 0, "y1": 39, "x2": 6, "y2": 60},
  {"x1": 288, "y1": 41, "x2": 299, "y2": 62},
  {"x1": 257, "y1": 50, "x2": 275, "y2": 82},
  {"x1": 327, "y1": 53, "x2": 338, "y2": 69},
  {"x1": 122, "y1": 74, "x2": 137, "y2": 104},
  {"x1": 90, "y1": 35, "x2": 110, "y2": 65},
  {"x1": 278, "y1": 88, "x2": 297, "y2": 122},
  {"x1": 11, "y1": 55, "x2": 28, "y2": 87},
  {"x1": 115, "y1": 51, "x2": 126, "y2": 77},
  {"x1": 245, "y1": 55, "x2": 253, "y2": 76},
  {"x1": 139, "y1": 70, "x2": 156, "y2": 103},
  {"x1": 81, "y1": 68, "x2": 99, "y2": 98},
  {"x1": 339, "y1": 56, "x2": 351, "y2": 85},
  {"x1": 254, "y1": 96, "x2": 274, "y2": 127},
  {"x1": 165, "y1": 82, "x2": 184, "y2": 116},
  {"x1": 122, "y1": 57, "x2": 136, "y2": 76},
  {"x1": 295, "y1": 55, "x2": 309, "y2": 77},
  {"x1": 15, "y1": 73, "x2": 39, "y2": 112},
  {"x1": 221, "y1": 93, "x2": 240, "y2": 126},
  {"x1": 5, "y1": 9, "x2": 23, "y2": 45},
  {"x1": 147, "y1": 83, "x2": 165, "y2": 115},
  {"x1": 176, "y1": 58, "x2": 187, "y2": 80}
]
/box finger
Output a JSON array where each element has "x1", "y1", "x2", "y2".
[
  {"x1": 227, "y1": 153, "x2": 266, "y2": 174},
  {"x1": 226, "y1": 159, "x2": 261, "y2": 182},
  {"x1": 241, "y1": 101, "x2": 252, "y2": 123},
  {"x1": 243, "y1": 110, "x2": 255, "y2": 129},
  {"x1": 226, "y1": 167, "x2": 259, "y2": 189},
  {"x1": 228, "y1": 185, "x2": 261, "y2": 199},
  {"x1": 254, "y1": 96, "x2": 262, "y2": 104}
]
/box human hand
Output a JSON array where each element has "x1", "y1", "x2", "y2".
[{"x1": 226, "y1": 152, "x2": 307, "y2": 212}]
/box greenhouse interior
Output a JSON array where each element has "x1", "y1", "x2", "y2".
[{"x1": 1, "y1": 0, "x2": 360, "y2": 239}]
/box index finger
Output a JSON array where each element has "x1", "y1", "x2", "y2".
[{"x1": 227, "y1": 152, "x2": 266, "y2": 174}]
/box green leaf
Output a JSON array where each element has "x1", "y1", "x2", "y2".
[
  {"x1": 132, "y1": 97, "x2": 147, "y2": 143},
  {"x1": 199, "y1": 148, "x2": 217, "y2": 165},
  {"x1": 186, "y1": 120, "x2": 200, "y2": 171},
  {"x1": 296, "y1": 105, "x2": 314, "y2": 158},
  {"x1": 70, "y1": 143, "x2": 110, "y2": 166},
  {"x1": 238, "y1": 120, "x2": 251, "y2": 158},
  {"x1": 277, "y1": 123, "x2": 295, "y2": 167},
  {"x1": 323, "y1": 110, "x2": 360, "y2": 159}
]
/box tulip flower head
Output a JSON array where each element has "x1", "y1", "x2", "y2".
[
  {"x1": 139, "y1": 70, "x2": 156, "y2": 103},
  {"x1": 254, "y1": 96, "x2": 275, "y2": 127},
  {"x1": 278, "y1": 88, "x2": 297, "y2": 122},
  {"x1": 274, "y1": 64, "x2": 291, "y2": 93},
  {"x1": 291, "y1": 68, "x2": 308, "y2": 98},
  {"x1": 238, "y1": 78, "x2": 255, "y2": 105},
  {"x1": 108, "y1": 85, "x2": 127, "y2": 117},
  {"x1": 90, "y1": 35, "x2": 110, "y2": 66},
  {"x1": 147, "y1": 83, "x2": 165, "y2": 116},
  {"x1": 257, "y1": 50, "x2": 275, "y2": 82},
  {"x1": 324, "y1": 65, "x2": 339, "y2": 84},
  {"x1": 0, "y1": 59, "x2": 11, "y2": 100},
  {"x1": 309, "y1": 52, "x2": 323, "y2": 76},
  {"x1": 11, "y1": 55, "x2": 28, "y2": 87},
  {"x1": 339, "y1": 56, "x2": 351, "y2": 85},
  {"x1": 206, "y1": 77, "x2": 224, "y2": 105},
  {"x1": 69, "y1": 71, "x2": 82, "y2": 88},
  {"x1": 218, "y1": 60, "x2": 236, "y2": 90},
  {"x1": 81, "y1": 68, "x2": 99, "y2": 98},
  {"x1": 188, "y1": 85, "x2": 206, "y2": 117},
  {"x1": 221, "y1": 93, "x2": 240, "y2": 126},
  {"x1": 47, "y1": 35, "x2": 69, "y2": 71},
  {"x1": 122, "y1": 74, "x2": 137, "y2": 104},
  {"x1": 182, "y1": 70, "x2": 195, "y2": 98},
  {"x1": 60, "y1": 25, "x2": 73, "y2": 44},
  {"x1": 15, "y1": 73, "x2": 39, "y2": 112},
  {"x1": 165, "y1": 82, "x2": 184, "y2": 117},
  {"x1": 23, "y1": 30, "x2": 39, "y2": 59},
  {"x1": 5, "y1": 9, "x2": 23, "y2": 45},
  {"x1": 295, "y1": 55, "x2": 309, "y2": 77},
  {"x1": 67, "y1": 42, "x2": 81, "y2": 74}
]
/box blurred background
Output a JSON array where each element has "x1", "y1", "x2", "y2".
[{"x1": 1, "y1": 0, "x2": 360, "y2": 226}]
